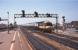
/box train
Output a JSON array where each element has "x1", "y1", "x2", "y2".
[
  {"x1": 36, "y1": 21, "x2": 55, "y2": 33},
  {"x1": 0, "y1": 23, "x2": 15, "y2": 31}
]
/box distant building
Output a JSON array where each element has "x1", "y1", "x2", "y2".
[
  {"x1": 0, "y1": 24, "x2": 7, "y2": 29},
  {"x1": 71, "y1": 21, "x2": 78, "y2": 28},
  {"x1": 65, "y1": 21, "x2": 78, "y2": 29},
  {"x1": 65, "y1": 23, "x2": 72, "y2": 28}
]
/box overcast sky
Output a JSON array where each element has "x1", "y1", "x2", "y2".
[{"x1": 0, "y1": 0, "x2": 78, "y2": 25}]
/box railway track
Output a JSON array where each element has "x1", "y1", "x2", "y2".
[{"x1": 19, "y1": 26, "x2": 78, "y2": 50}]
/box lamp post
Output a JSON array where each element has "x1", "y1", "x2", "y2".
[
  {"x1": 7, "y1": 12, "x2": 9, "y2": 34},
  {"x1": 56, "y1": 15, "x2": 58, "y2": 34},
  {"x1": 62, "y1": 16, "x2": 65, "y2": 32}
]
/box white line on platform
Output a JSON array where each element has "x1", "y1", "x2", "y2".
[
  {"x1": 18, "y1": 31, "x2": 23, "y2": 50},
  {"x1": 10, "y1": 31, "x2": 17, "y2": 50}
]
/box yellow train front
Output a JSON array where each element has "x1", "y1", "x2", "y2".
[{"x1": 37, "y1": 21, "x2": 54, "y2": 33}]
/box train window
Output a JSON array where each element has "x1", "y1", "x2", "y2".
[{"x1": 46, "y1": 22, "x2": 53, "y2": 26}]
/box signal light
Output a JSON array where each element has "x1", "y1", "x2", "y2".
[
  {"x1": 21, "y1": 10, "x2": 25, "y2": 17},
  {"x1": 62, "y1": 16, "x2": 65, "y2": 22},
  {"x1": 46, "y1": 13, "x2": 51, "y2": 17},
  {"x1": 34, "y1": 11, "x2": 38, "y2": 17}
]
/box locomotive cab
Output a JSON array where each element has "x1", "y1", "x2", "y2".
[{"x1": 38, "y1": 21, "x2": 54, "y2": 33}]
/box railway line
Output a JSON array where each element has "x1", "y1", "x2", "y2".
[{"x1": 19, "y1": 26, "x2": 78, "y2": 50}]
